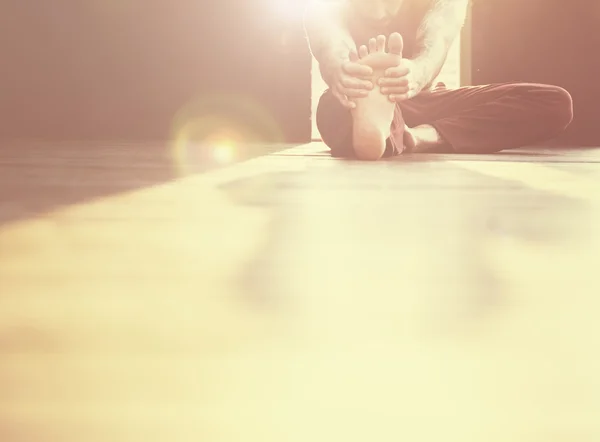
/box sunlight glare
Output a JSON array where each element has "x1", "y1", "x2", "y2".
[{"x1": 213, "y1": 142, "x2": 236, "y2": 164}]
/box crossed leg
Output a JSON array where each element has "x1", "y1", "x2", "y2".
[
  {"x1": 317, "y1": 74, "x2": 573, "y2": 158},
  {"x1": 401, "y1": 82, "x2": 574, "y2": 154}
]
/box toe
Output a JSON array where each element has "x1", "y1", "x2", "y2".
[
  {"x1": 368, "y1": 38, "x2": 377, "y2": 53},
  {"x1": 376, "y1": 35, "x2": 386, "y2": 52},
  {"x1": 358, "y1": 45, "x2": 369, "y2": 59},
  {"x1": 388, "y1": 32, "x2": 404, "y2": 56}
]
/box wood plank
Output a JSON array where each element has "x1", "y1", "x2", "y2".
[{"x1": 1, "y1": 142, "x2": 599, "y2": 441}]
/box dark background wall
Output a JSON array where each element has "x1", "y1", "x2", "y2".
[
  {"x1": 5, "y1": 0, "x2": 597, "y2": 147},
  {"x1": 0, "y1": 0, "x2": 312, "y2": 143},
  {"x1": 470, "y1": 0, "x2": 600, "y2": 146}
]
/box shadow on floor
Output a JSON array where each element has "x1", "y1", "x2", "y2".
[
  {"x1": 216, "y1": 170, "x2": 300, "y2": 310},
  {"x1": 215, "y1": 155, "x2": 597, "y2": 324},
  {"x1": 0, "y1": 140, "x2": 297, "y2": 227}
]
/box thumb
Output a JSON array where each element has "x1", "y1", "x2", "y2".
[
  {"x1": 348, "y1": 48, "x2": 359, "y2": 63},
  {"x1": 332, "y1": 88, "x2": 356, "y2": 109}
]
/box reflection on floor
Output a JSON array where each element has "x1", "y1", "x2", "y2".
[{"x1": 1, "y1": 142, "x2": 600, "y2": 441}]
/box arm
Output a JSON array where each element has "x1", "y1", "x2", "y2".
[
  {"x1": 304, "y1": 1, "x2": 373, "y2": 108},
  {"x1": 303, "y1": 1, "x2": 355, "y2": 87},
  {"x1": 411, "y1": 0, "x2": 469, "y2": 90}
]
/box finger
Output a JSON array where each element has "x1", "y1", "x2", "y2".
[
  {"x1": 378, "y1": 77, "x2": 409, "y2": 87},
  {"x1": 389, "y1": 93, "x2": 409, "y2": 102},
  {"x1": 338, "y1": 96, "x2": 356, "y2": 109},
  {"x1": 339, "y1": 86, "x2": 370, "y2": 98},
  {"x1": 376, "y1": 35, "x2": 386, "y2": 52},
  {"x1": 335, "y1": 81, "x2": 369, "y2": 99},
  {"x1": 341, "y1": 99, "x2": 356, "y2": 109},
  {"x1": 368, "y1": 38, "x2": 377, "y2": 54},
  {"x1": 384, "y1": 65, "x2": 411, "y2": 78},
  {"x1": 349, "y1": 48, "x2": 359, "y2": 63},
  {"x1": 342, "y1": 61, "x2": 373, "y2": 78},
  {"x1": 358, "y1": 45, "x2": 369, "y2": 59},
  {"x1": 339, "y1": 95, "x2": 357, "y2": 109},
  {"x1": 340, "y1": 75, "x2": 373, "y2": 90},
  {"x1": 332, "y1": 89, "x2": 356, "y2": 109}
]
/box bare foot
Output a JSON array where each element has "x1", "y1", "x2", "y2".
[
  {"x1": 351, "y1": 33, "x2": 404, "y2": 160},
  {"x1": 403, "y1": 125, "x2": 417, "y2": 152},
  {"x1": 404, "y1": 124, "x2": 445, "y2": 153}
]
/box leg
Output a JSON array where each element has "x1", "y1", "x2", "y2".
[{"x1": 400, "y1": 83, "x2": 574, "y2": 154}]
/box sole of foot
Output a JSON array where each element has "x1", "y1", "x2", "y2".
[{"x1": 351, "y1": 32, "x2": 404, "y2": 161}]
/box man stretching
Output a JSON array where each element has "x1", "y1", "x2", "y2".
[{"x1": 304, "y1": 0, "x2": 574, "y2": 160}]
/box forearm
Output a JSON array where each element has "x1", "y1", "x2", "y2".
[
  {"x1": 304, "y1": 1, "x2": 355, "y2": 86},
  {"x1": 411, "y1": 0, "x2": 469, "y2": 89}
]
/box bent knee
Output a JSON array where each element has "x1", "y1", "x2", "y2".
[
  {"x1": 544, "y1": 85, "x2": 574, "y2": 132},
  {"x1": 316, "y1": 90, "x2": 354, "y2": 156}
]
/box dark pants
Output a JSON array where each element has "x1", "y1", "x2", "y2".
[{"x1": 316, "y1": 83, "x2": 574, "y2": 157}]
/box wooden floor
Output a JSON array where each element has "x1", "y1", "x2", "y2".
[{"x1": 1, "y1": 141, "x2": 600, "y2": 441}]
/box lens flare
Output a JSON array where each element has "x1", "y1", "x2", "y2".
[
  {"x1": 170, "y1": 93, "x2": 283, "y2": 176},
  {"x1": 212, "y1": 142, "x2": 236, "y2": 164}
]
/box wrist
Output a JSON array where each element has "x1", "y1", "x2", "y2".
[
  {"x1": 320, "y1": 45, "x2": 352, "y2": 86},
  {"x1": 408, "y1": 56, "x2": 432, "y2": 92}
]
